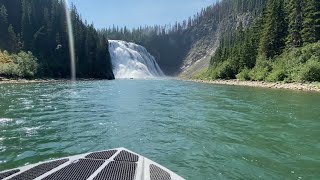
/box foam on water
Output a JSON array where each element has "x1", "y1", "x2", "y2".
[
  {"x1": 23, "y1": 127, "x2": 41, "y2": 137},
  {"x1": 109, "y1": 40, "x2": 165, "y2": 79},
  {"x1": 0, "y1": 118, "x2": 13, "y2": 124}
]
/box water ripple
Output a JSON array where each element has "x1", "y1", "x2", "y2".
[{"x1": 0, "y1": 80, "x2": 319, "y2": 179}]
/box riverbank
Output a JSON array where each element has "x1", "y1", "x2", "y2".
[
  {"x1": 184, "y1": 79, "x2": 320, "y2": 92},
  {"x1": 0, "y1": 77, "x2": 114, "y2": 84},
  {"x1": 0, "y1": 78, "x2": 64, "y2": 84}
]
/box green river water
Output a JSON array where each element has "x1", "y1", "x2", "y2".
[{"x1": 0, "y1": 79, "x2": 319, "y2": 179}]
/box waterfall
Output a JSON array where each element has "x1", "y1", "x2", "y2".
[{"x1": 109, "y1": 40, "x2": 165, "y2": 79}]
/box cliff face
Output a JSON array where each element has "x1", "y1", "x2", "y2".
[
  {"x1": 180, "y1": 13, "x2": 255, "y2": 78},
  {"x1": 174, "y1": 0, "x2": 267, "y2": 77}
]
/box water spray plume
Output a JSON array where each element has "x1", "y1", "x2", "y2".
[{"x1": 64, "y1": 0, "x2": 76, "y2": 81}]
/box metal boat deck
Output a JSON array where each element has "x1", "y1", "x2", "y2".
[{"x1": 0, "y1": 148, "x2": 184, "y2": 180}]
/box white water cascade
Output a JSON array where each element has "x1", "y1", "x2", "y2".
[{"x1": 109, "y1": 40, "x2": 165, "y2": 79}]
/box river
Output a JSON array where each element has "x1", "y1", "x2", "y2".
[{"x1": 0, "y1": 79, "x2": 319, "y2": 179}]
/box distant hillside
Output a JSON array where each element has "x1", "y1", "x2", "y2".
[
  {"x1": 101, "y1": 0, "x2": 267, "y2": 76},
  {"x1": 102, "y1": 0, "x2": 320, "y2": 83}
]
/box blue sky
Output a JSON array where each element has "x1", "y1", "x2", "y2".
[{"x1": 69, "y1": 0, "x2": 216, "y2": 29}]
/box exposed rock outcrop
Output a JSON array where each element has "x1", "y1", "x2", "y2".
[{"x1": 179, "y1": 13, "x2": 254, "y2": 78}]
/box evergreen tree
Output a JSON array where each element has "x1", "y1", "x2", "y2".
[
  {"x1": 259, "y1": 0, "x2": 287, "y2": 59},
  {"x1": 0, "y1": 5, "x2": 8, "y2": 49},
  {"x1": 7, "y1": 24, "x2": 19, "y2": 52},
  {"x1": 315, "y1": 0, "x2": 320, "y2": 40},
  {"x1": 287, "y1": 0, "x2": 303, "y2": 47},
  {"x1": 301, "y1": 0, "x2": 318, "y2": 43},
  {"x1": 0, "y1": 5, "x2": 7, "y2": 24}
]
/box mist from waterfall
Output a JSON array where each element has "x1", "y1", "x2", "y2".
[{"x1": 109, "y1": 40, "x2": 165, "y2": 79}]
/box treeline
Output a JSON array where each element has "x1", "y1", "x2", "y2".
[
  {"x1": 100, "y1": 0, "x2": 267, "y2": 75},
  {"x1": 202, "y1": 0, "x2": 320, "y2": 82},
  {"x1": 0, "y1": 0, "x2": 114, "y2": 79},
  {"x1": 102, "y1": 0, "x2": 266, "y2": 38}
]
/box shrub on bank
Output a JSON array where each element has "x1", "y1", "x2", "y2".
[
  {"x1": 208, "y1": 60, "x2": 236, "y2": 80},
  {"x1": 265, "y1": 59, "x2": 287, "y2": 82},
  {"x1": 250, "y1": 43, "x2": 320, "y2": 82},
  {"x1": 0, "y1": 50, "x2": 38, "y2": 78},
  {"x1": 236, "y1": 68, "x2": 251, "y2": 80},
  {"x1": 192, "y1": 68, "x2": 210, "y2": 80},
  {"x1": 299, "y1": 58, "x2": 320, "y2": 82},
  {"x1": 272, "y1": 43, "x2": 320, "y2": 82},
  {"x1": 203, "y1": 42, "x2": 320, "y2": 83},
  {"x1": 0, "y1": 51, "x2": 11, "y2": 64},
  {"x1": 248, "y1": 56, "x2": 271, "y2": 81}
]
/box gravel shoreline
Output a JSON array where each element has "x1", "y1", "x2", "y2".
[
  {"x1": 184, "y1": 79, "x2": 320, "y2": 92},
  {"x1": 0, "y1": 78, "x2": 111, "y2": 84},
  {"x1": 0, "y1": 78, "x2": 66, "y2": 84}
]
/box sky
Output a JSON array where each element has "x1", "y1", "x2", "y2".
[{"x1": 69, "y1": 0, "x2": 216, "y2": 29}]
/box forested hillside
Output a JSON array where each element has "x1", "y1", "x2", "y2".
[
  {"x1": 0, "y1": 0, "x2": 114, "y2": 79},
  {"x1": 202, "y1": 0, "x2": 320, "y2": 82}
]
